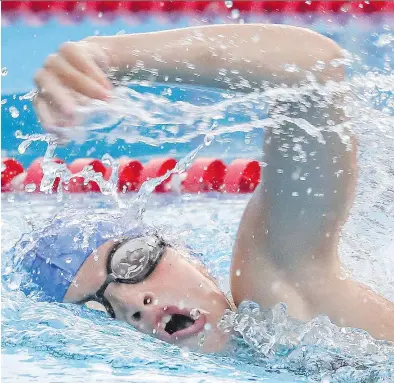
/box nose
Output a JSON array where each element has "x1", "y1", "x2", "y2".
[{"x1": 128, "y1": 292, "x2": 156, "y2": 325}]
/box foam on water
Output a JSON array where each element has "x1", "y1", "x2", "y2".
[{"x1": 2, "y1": 50, "x2": 394, "y2": 382}]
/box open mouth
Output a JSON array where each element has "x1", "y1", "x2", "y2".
[
  {"x1": 164, "y1": 314, "x2": 195, "y2": 335},
  {"x1": 156, "y1": 306, "x2": 206, "y2": 341}
]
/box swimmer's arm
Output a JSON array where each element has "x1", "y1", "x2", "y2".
[
  {"x1": 35, "y1": 24, "x2": 344, "y2": 129},
  {"x1": 223, "y1": 30, "x2": 394, "y2": 340},
  {"x1": 88, "y1": 24, "x2": 343, "y2": 89}
]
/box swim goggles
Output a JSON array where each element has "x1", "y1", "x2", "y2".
[{"x1": 79, "y1": 234, "x2": 166, "y2": 318}]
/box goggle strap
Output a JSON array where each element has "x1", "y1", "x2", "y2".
[{"x1": 95, "y1": 273, "x2": 117, "y2": 299}]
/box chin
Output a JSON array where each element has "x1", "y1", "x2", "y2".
[
  {"x1": 179, "y1": 318, "x2": 231, "y2": 353},
  {"x1": 177, "y1": 328, "x2": 230, "y2": 353},
  {"x1": 200, "y1": 327, "x2": 230, "y2": 353}
]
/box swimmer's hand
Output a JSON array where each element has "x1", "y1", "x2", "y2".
[{"x1": 33, "y1": 39, "x2": 113, "y2": 132}]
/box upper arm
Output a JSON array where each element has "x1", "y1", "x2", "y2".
[
  {"x1": 259, "y1": 99, "x2": 357, "y2": 272},
  {"x1": 230, "y1": 38, "x2": 357, "y2": 315}
]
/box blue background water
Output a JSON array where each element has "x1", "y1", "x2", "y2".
[{"x1": 2, "y1": 11, "x2": 394, "y2": 383}]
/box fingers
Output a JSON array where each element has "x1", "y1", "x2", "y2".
[
  {"x1": 59, "y1": 41, "x2": 112, "y2": 90},
  {"x1": 33, "y1": 95, "x2": 57, "y2": 129},
  {"x1": 34, "y1": 69, "x2": 76, "y2": 117},
  {"x1": 43, "y1": 53, "x2": 110, "y2": 101},
  {"x1": 33, "y1": 39, "x2": 114, "y2": 134}
]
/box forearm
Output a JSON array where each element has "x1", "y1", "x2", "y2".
[{"x1": 88, "y1": 24, "x2": 344, "y2": 91}]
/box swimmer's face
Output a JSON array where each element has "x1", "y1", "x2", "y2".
[{"x1": 65, "y1": 240, "x2": 231, "y2": 353}]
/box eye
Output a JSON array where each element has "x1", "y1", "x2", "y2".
[{"x1": 132, "y1": 311, "x2": 141, "y2": 321}]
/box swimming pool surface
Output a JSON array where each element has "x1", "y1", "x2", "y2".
[{"x1": 2, "y1": 12, "x2": 394, "y2": 383}]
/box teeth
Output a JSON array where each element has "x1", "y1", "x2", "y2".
[{"x1": 158, "y1": 314, "x2": 172, "y2": 329}]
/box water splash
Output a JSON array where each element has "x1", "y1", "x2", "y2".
[
  {"x1": 220, "y1": 301, "x2": 394, "y2": 381},
  {"x1": 7, "y1": 42, "x2": 394, "y2": 381}
]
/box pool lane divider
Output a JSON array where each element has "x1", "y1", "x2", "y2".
[
  {"x1": 2, "y1": 1, "x2": 393, "y2": 22},
  {"x1": 139, "y1": 158, "x2": 178, "y2": 193},
  {"x1": 67, "y1": 158, "x2": 107, "y2": 192},
  {"x1": 1, "y1": 157, "x2": 261, "y2": 194},
  {"x1": 1, "y1": 158, "x2": 24, "y2": 192},
  {"x1": 105, "y1": 158, "x2": 143, "y2": 193},
  {"x1": 23, "y1": 157, "x2": 65, "y2": 193}
]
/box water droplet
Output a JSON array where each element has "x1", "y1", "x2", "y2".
[
  {"x1": 152, "y1": 329, "x2": 157, "y2": 334},
  {"x1": 20, "y1": 90, "x2": 37, "y2": 101},
  {"x1": 204, "y1": 133, "x2": 214, "y2": 146},
  {"x1": 231, "y1": 9, "x2": 240, "y2": 19},
  {"x1": 291, "y1": 169, "x2": 301, "y2": 180},
  {"x1": 252, "y1": 34, "x2": 260, "y2": 43},
  {"x1": 190, "y1": 308, "x2": 201, "y2": 320},
  {"x1": 204, "y1": 323, "x2": 212, "y2": 331},
  {"x1": 1, "y1": 163, "x2": 6, "y2": 172},
  {"x1": 292, "y1": 192, "x2": 299, "y2": 197},
  {"x1": 1, "y1": 67, "x2": 8, "y2": 76},
  {"x1": 198, "y1": 332, "x2": 205, "y2": 347},
  {"x1": 314, "y1": 60, "x2": 326, "y2": 71},
  {"x1": 8, "y1": 273, "x2": 22, "y2": 290},
  {"x1": 1, "y1": 99, "x2": 7, "y2": 105},
  {"x1": 306, "y1": 188, "x2": 312, "y2": 195},
  {"x1": 9, "y1": 106, "x2": 19, "y2": 118},
  {"x1": 15, "y1": 130, "x2": 22, "y2": 138},
  {"x1": 65, "y1": 257, "x2": 72, "y2": 264},
  {"x1": 284, "y1": 64, "x2": 299, "y2": 73},
  {"x1": 235, "y1": 269, "x2": 241, "y2": 276},
  {"x1": 25, "y1": 183, "x2": 37, "y2": 193},
  {"x1": 225, "y1": 1, "x2": 233, "y2": 8}
]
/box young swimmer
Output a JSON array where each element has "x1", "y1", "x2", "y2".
[{"x1": 21, "y1": 24, "x2": 394, "y2": 352}]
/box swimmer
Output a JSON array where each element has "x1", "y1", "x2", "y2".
[{"x1": 23, "y1": 24, "x2": 394, "y2": 352}]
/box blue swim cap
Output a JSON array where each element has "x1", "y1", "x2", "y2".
[{"x1": 14, "y1": 210, "x2": 148, "y2": 302}]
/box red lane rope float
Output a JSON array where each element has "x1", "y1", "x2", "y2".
[
  {"x1": 104, "y1": 158, "x2": 143, "y2": 193},
  {"x1": 182, "y1": 158, "x2": 227, "y2": 193},
  {"x1": 68, "y1": 158, "x2": 107, "y2": 192},
  {"x1": 1, "y1": 158, "x2": 24, "y2": 192},
  {"x1": 2, "y1": 1, "x2": 393, "y2": 20},
  {"x1": 224, "y1": 159, "x2": 261, "y2": 193},
  {"x1": 139, "y1": 158, "x2": 177, "y2": 193},
  {"x1": 2, "y1": 157, "x2": 262, "y2": 194},
  {"x1": 23, "y1": 157, "x2": 65, "y2": 193}
]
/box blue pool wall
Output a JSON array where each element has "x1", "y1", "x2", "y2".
[{"x1": 2, "y1": 15, "x2": 392, "y2": 167}]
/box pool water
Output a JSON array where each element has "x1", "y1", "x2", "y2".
[
  {"x1": 2, "y1": 13, "x2": 394, "y2": 383},
  {"x1": 2, "y1": 194, "x2": 393, "y2": 382}
]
